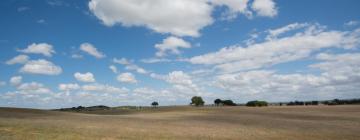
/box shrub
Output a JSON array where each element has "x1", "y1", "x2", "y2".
[
  {"x1": 246, "y1": 100, "x2": 268, "y2": 107},
  {"x1": 222, "y1": 100, "x2": 237, "y2": 106}
]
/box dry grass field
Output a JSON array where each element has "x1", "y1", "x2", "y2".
[{"x1": 0, "y1": 105, "x2": 360, "y2": 140}]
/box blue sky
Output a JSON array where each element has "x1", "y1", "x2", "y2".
[{"x1": 1, "y1": 0, "x2": 360, "y2": 109}]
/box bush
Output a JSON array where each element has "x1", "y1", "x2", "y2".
[
  {"x1": 246, "y1": 100, "x2": 268, "y2": 107},
  {"x1": 222, "y1": 100, "x2": 237, "y2": 106}
]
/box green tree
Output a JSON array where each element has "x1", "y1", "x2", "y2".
[
  {"x1": 214, "y1": 99, "x2": 222, "y2": 106},
  {"x1": 191, "y1": 96, "x2": 205, "y2": 106},
  {"x1": 222, "y1": 100, "x2": 236, "y2": 106},
  {"x1": 151, "y1": 101, "x2": 159, "y2": 107}
]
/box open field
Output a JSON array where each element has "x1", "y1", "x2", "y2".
[{"x1": 1, "y1": 105, "x2": 360, "y2": 140}]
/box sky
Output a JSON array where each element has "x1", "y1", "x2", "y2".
[{"x1": 0, "y1": 0, "x2": 360, "y2": 109}]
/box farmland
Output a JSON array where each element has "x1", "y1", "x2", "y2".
[{"x1": 1, "y1": 105, "x2": 359, "y2": 140}]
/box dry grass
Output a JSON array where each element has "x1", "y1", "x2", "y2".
[{"x1": 1, "y1": 105, "x2": 360, "y2": 140}]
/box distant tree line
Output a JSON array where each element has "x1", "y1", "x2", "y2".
[
  {"x1": 282, "y1": 98, "x2": 360, "y2": 106},
  {"x1": 246, "y1": 100, "x2": 268, "y2": 107},
  {"x1": 214, "y1": 98, "x2": 237, "y2": 106}
]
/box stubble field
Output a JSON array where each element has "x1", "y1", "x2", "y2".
[{"x1": 0, "y1": 105, "x2": 359, "y2": 140}]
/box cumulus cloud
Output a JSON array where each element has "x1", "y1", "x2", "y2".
[
  {"x1": 10, "y1": 76, "x2": 22, "y2": 86},
  {"x1": 140, "y1": 58, "x2": 171, "y2": 63},
  {"x1": 155, "y1": 36, "x2": 191, "y2": 57},
  {"x1": 6, "y1": 55, "x2": 29, "y2": 65},
  {"x1": 113, "y1": 58, "x2": 148, "y2": 74},
  {"x1": 89, "y1": 0, "x2": 213, "y2": 37},
  {"x1": 189, "y1": 23, "x2": 360, "y2": 73},
  {"x1": 251, "y1": 0, "x2": 277, "y2": 17},
  {"x1": 109, "y1": 65, "x2": 118, "y2": 73},
  {"x1": 117, "y1": 72, "x2": 137, "y2": 84},
  {"x1": 82, "y1": 83, "x2": 129, "y2": 94},
  {"x1": 74, "y1": 72, "x2": 96, "y2": 82},
  {"x1": 151, "y1": 71, "x2": 201, "y2": 94},
  {"x1": 214, "y1": 52, "x2": 360, "y2": 101},
  {"x1": 18, "y1": 43, "x2": 55, "y2": 57},
  {"x1": 20, "y1": 59, "x2": 62, "y2": 75},
  {"x1": 88, "y1": 0, "x2": 278, "y2": 37},
  {"x1": 58, "y1": 83, "x2": 80, "y2": 91},
  {"x1": 17, "y1": 82, "x2": 52, "y2": 94},
  {"x1": 80, "y1": 43, "x2": 105, "y2": 58}
]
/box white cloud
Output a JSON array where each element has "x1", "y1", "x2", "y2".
[
  {"x1": 80, "y1": 43, "x2": 105, "y2": 58},
  {"x1": 117, "y1": 72, "x2": 137, "y2": 84},
  {"x1": 74, "y1": 72, "x2": 96, "y2": 82},
  {"x1": 113, "y1": 57, "x2": 130, "y2": 65},
  {"x1": 189, "y1": 23, "x2": 360, "y2": 73},
  {"x1": 113, "y1": 58, "x2": 148, "y2": 74},
  {"x1": 251, "y1": 0, "x2": 277, "y2": 17},
  {"x1": 71, "y1": 54, "x2": 83, "y2": 59},
  {"x1": 17, "y1": 82, "x2": 52, "y2": 94},
  {"x1": 20, "y1": 59, "x2": 62, "y2": 75},
  {"x1": 151, "y1": 71, "x2": 200, "y2": 93},
  {"x1": 82, "y1": 83, "x2": 129, "y2": 94},
  {"x1": 6, "y1": 55, "x2": 29, "y2": 65},
  {"x1": 140, "y1": 58, "x2": 171, "y2": 63},
  {"x1": 214, "y1": 53, "x2": 360, "y2": 101},
  {"x1": 89, "y1": 0, "x2": 213, "y2": 37},
  {"x1": 88, "y1": 0, "x2": 279, "y2": 37},
  {"x1": 10, "y1": 76, "x2": 22, "y2": 86},
  {"x1": 267, "y1": 23, "x2": 309, "y2": 39},
  {"x1": 58, "y1": 83, "x2": 80, "y2": 91},
  {"x1": 155, "y1": 36, "x2": 191, "y2": 57},
  {"x1": 18, "y1": 43, "x2": 55, "y2": 57},
  {"x1": 345, "y1": 20, "x2": 359, "y2": 26},
  {"x1": 109, "y1": 65, "x2": 118, "y2": 73},
  {"x1": 211, "y1": 0, "x2": 252, "y2": 19}
]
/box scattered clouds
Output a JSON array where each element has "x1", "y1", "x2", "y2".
[
  {"x1": 58, "y1": 83, "x2": 80, "y2": 91},
  {"x1": 113, "y1": 58, "x2": 148, "y2": 74},
  {"x1": 74, "y1": 72, "x2": 96, "y2": 82},
  {"x1": 80, "y1": 43, "x2": 105, "y2": 59},
  {"x1": 109, "y1": 65, "x2": 118, "y2": 73},
  {"x1": 82, "y1": 83, "x2": 129, "y2": 94},
  {"x1": 251, "y1": 0, "x2": 278, "y2": 17},
  {"x1": 10, "y1": 76, "x2": 22, "y2": 86},
  {"x1": 140, "y1": 58, "x2": 171, "y2": 63},
  {"x1": 189, "y1": 23, "x2": 360, "y2": 73},
  {"x1": 17, "y1": 82, "x2": 52, "y2": 94},
  {"x1": 20, "y1": 59, "x2": 62, "y2": 75},
  {"x1": 155, "y1": 36, "x2": 191, "y2": 57},
  {"x1": 214, "y1": 53, "x2": 360, "y2": 101},
  {"x1": 6, "y1": 55, "x2": 29, "y2": 65},
  {"x1": 117, "y1": 72, "x2": 137, "y2": 84},
  {"x1": 18, "y1": 43, "x2": 55, "y2": 57}
]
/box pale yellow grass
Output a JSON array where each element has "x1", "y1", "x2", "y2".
[{"x1": 0, "y1": 105, "x2": 359, "y2": 140}]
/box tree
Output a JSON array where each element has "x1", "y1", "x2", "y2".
[
  {"x1": 191, "y1": 96, "x2": 205, "y2": 106},
  {"x1": 246, "y1": 100, "x2": 268, "y2": 107},
  {"x1": 214, "y1": 99, "x2": 222, "y2": 106},
  {"x1": 222, "y1": 100, "x2": 236, "y2": 106},
  {"x1": 151, "y1": 101, "x2": 159, "y2": 107}
]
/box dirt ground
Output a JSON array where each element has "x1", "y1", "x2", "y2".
[{"x1": 0, "y1": 105, "x2": 359, "y2": 140}]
